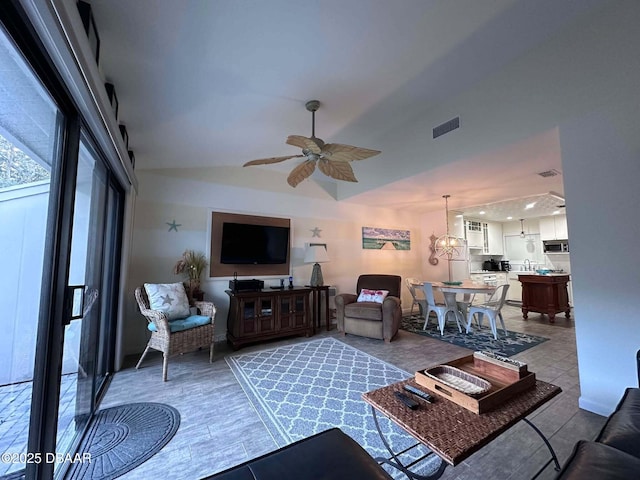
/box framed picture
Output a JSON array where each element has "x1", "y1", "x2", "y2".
[
  {"x1": 128, "y1": 150, "x2": 135, "y2": 169},
  {"x1": 362, "y1": 227, "x2": 410, "y2": 250},
  {"x1": 105, "y1": 83, "x2": 119, "y2": 120},
  {"x1": 119, "y1": 124, "x2": 129, "y2": 149},
  {"x1": 77, "y1": 1, "x2": 100, "y2": 65}
]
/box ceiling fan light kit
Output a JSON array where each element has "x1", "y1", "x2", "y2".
[{"x1": 243, "y1": 100, "x2": 381, "y2": 187}]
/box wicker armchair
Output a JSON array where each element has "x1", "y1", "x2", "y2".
[{"x1": 134, "y1": 286, "x2": 216, "y2": 381}]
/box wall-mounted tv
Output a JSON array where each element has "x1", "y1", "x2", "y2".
[{"x1": 220, "y1": 222, "x2": 290, "y2": 265}]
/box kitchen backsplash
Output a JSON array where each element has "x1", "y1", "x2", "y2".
[{"x1": 510, "y1": 255, "x2": 571, "y2": 273}]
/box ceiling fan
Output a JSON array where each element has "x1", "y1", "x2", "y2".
[{"x1": 243, "y1": 100, "x2": 381, "y2": 187}]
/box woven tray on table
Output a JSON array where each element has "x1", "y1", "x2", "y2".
[{"x1": 422, "y1": 365, "x2": 492, "y2": 396}]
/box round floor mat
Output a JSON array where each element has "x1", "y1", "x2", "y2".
[{"x1": 67, "y1": 402, "x2": 180, "y2": 480}]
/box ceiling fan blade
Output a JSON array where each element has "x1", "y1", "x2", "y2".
[
  {"x1": 243, "y1": 155, "x2": 303, "y2": 167},
  {"x1": 318, "y1": 159, "x2": 358, "y2": 183},
  {"x1": 286, "y1": 135, "x2": 322, "y2": 154},
  {"x1": 287, "y1": 160, "x2": 316, "y2": 187},
  {"x1": 321, "y1": 143, "x2": 381, "y2": 162}
]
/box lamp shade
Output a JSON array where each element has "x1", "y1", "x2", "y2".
[{"x1": 304, "y1": 244, "x2": 330, "y2": 264}]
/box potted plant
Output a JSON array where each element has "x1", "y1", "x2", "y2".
[{"x1": 173, "y1": 249, "x2": 208, "y2": 302}]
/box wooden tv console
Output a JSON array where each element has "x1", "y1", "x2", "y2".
[{"x1": 226, "y1": 287, "x2": 312, "y2": 349}]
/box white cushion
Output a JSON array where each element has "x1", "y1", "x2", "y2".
[
  {"x1": 144, "y1": 282, "x2": 191, "y2": 320},
  {"x1": 356, "y1": 288, "x2": 389, "y2": 304}
]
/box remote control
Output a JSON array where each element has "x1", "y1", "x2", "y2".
[
  {"x1": 403, "y1": 385, "x2": 434, "y2": 403},
  {"x1": 394, "y1": 391, "x2": 419, "y2": 410}
]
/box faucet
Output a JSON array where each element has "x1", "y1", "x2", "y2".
[{"x1": 524, "y1": 259, "x2": 531, "y2": 271}]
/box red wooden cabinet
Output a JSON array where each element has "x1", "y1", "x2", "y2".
[
  {"x1": 226, "y1": 287, "x2": 312, "y2": 349},
  {"x1": 518, "y1": 274, "x2": 571, "y2": 323}
]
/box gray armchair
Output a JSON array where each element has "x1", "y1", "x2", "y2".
[{"x1": 335, "y1": 274, "x2": 402, "y2": 342}]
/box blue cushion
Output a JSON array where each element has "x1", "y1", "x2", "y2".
[{"x1": 147, "y1": 315, "x2": 211, "y2": 333}]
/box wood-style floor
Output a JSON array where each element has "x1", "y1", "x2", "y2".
[{"x1": 102, "y1": 305, "x2": 607, "y2": 480}]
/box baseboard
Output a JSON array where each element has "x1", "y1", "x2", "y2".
[{"x1": 578, "y1": 395, "x2": 614, "y2": 416}]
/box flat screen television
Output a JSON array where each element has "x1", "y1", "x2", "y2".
[{"x1": 220, "y1": 222, "x2": 290, "y2": 264}]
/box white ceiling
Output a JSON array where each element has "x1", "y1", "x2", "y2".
[{"x1": 89, "y1": 0, "x2": 606, "y2": 218}]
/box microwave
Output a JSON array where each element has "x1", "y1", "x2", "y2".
[{"x1": 543, "y1": 240, "x2": 569, "y2": 253}]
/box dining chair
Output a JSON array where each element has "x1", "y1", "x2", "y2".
[
  {"x1": 422, "y1": 282, "x2": 461, "y2": 335},
  {"x1": 456, "y1": 293, "x2": 476, "y2": 326},
  {"x1": 406, "y1": 278, "x2": 427, "y2": 317},
  {"x1": 466, "y1": 284, "x2": 510, "y2": 340}
]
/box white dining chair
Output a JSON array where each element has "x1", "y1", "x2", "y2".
[
  {"x1": 456, "y1": 293, "x2": 476, "y2": 325},
  {"x1": 406, "y1": 278, "x2": 427, "y2": 317},
  {"x1": 466, "y1": 284, "x2": 510, "y2": 340},
  {"x1": 422, "y1": 282, "x2": 461, "y2": 335}
]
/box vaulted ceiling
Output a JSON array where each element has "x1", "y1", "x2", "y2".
[{"x1": 90, "y1": 0, "x2": 610, "y2": 216}]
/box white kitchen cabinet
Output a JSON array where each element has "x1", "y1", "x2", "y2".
[
  {"x1": 470, "y1": 272, "x2": 508, "y2": 302},
  {"x1": 486, "y1": 221, "x2": 504, "y2": 255},
  {"x1": 508, "y1": 276, "x2": 523, "y2": 302},
  {"x1": 464, "y1": 219, "x2": 485, "y2": 249},
  {"x1": 539, "y1": 215, "x2": 568, "y2": 240},
  {"x1": 555, "y1": 215, "x2": 568, "y2": 239}
]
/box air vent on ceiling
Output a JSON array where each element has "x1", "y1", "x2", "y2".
[
  {"x1": 433, "y1": 116, "x2": 460, "y2": 139},
  {"x1": 537, "y1": 169, "x2": 561, "y2": 178}
]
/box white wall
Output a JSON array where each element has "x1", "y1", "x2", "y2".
[
  {"x1": 0, "y1": 186, "x2": 48, "y2": 384},
  {"x1": 560, "y1": 112, "x2": 640, "y2": 415},
  {"x1": 124, "y1": 171, "x2": 434, "y2": 355}
]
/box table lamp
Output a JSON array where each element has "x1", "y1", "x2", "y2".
[{"x1": 304, "y1": 243, "x2": 330, "y2": 286}]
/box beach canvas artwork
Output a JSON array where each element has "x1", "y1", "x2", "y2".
[{"x1": 362, "y1": 227, "x2": 411, "y2": 250}]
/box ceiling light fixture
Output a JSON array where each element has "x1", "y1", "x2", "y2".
[
  {"x1": 520, "y1": 219, "x2": 526, "y2": 238},
  {"x1": 435, "y1": 195, "x2": 466, "y2": 281}
]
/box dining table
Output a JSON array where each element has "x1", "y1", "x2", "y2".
[{"x1": 429, "y1": 280, "x2": 497, "y2": 330}]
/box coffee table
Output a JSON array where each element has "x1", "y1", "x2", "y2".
[{"x1": 362, "y1": 378, "x2": 562, "y2": 479}]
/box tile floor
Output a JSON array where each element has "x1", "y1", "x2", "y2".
[
  {"x1": 99, "y1": 304, "x2": 605, "y2": 480},
  {"x1": 0, "y1": 374, "x2": 78, "y2": 477}
]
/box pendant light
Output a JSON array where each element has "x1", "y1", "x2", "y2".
[
  {"x1": 435, "y1": 195, "x2": 465, "y2": 281},
  {"x1": 520, "y1": 219, "x2": 526, "y2": 238}
]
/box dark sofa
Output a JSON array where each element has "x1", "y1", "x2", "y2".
[
  {"x1": 202, "y1": 428, "x2": 391, "y2": 480},
  {"x1": 556, "y1": 351, "x2": 640, "y2": 479}
]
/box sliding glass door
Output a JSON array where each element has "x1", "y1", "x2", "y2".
[
  {"x1": 55, "y1": 138, "x2": 122, "y2": 471},
  {"x1": 0, "y1": 22, "x2": 63, "y2": 478},
  {"x1": 1, "y1": 5, "x2": 124, "y2": 478}
]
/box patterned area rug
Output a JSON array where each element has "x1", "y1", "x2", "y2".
[
  {"x1": 401, "y1": 313, "x2": 548, "y2": 357},
  {"x1": 226, "y1": 338, "x2": 443, "y2": 478},
  {"x1": 67, "y1": 403, "x2": 180, "y2": 480}
]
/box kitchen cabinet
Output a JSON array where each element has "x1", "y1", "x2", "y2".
[
  {"x1": 508, "y1": 274, "x2": 522, "y2": 302},
  {"x1": 469, "y1": 272, "x2": 508, "y2": 286},
  {"x1": 486, "y1": 221, "x2": 504, "y2": 255},
  {"x1": 465, "y1": 219, "x2": 503, "y2": 254},
  {"x1": 226, "y1": 287, "x2": 312, "y2": 349},
  {"x1": 465, "y1": 219, "x2": 485, "y2": 250},
  {"x1": 539, "y1": 215, "x2": 568, "y2": 240},
  {"x1": 470, "y1": 272, "x2": 508, "y2": 302}
]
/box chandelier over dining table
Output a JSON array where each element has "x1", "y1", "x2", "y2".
[
  {"x1": 435, "y1": 194, "x2": 466, "y2": 282},
  {"x1": 435, "y1": 195, "x2": 465, "y2": 259}
]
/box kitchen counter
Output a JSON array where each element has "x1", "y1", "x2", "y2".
[{"x1": 518, "y1": 274, "x2": 571, "y2": 323}]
